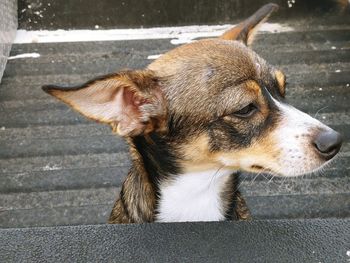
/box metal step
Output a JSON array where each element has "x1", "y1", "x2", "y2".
[{"x1": 1, "y1": 219, "x2": 349, "y2": 262}]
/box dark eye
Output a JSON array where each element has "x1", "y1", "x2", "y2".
[{"x1": 233, "y1": 103, "x2": 257, "y2": 118}]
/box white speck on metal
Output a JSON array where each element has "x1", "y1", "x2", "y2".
[
  {"x1": 42, "y1": 164, "x2": 61, "y2": 171},
  {"x1": 8, "y1": 53, "x2": 41, "y2": 60},
  {"x1": 147, "y1": 54, "x2": 162, "y2": 60},
  {"x1": 287, "y1": 0, "x2": 296, "y2": 8}
]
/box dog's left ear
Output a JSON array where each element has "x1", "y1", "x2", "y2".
[
  {"x1": 220, "y1": 3, "x2": 278, "y2": 45},
  {"x1": 42, "y1": 70, "x2": 167, "y2": 137}
]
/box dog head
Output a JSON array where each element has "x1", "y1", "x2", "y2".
[{"x1": 43, "y1": 3, "x2": 342, "y2": 177}]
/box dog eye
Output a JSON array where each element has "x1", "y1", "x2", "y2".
[{"x1": 233, "y1": 103, "x2": 257, "y2": 117}]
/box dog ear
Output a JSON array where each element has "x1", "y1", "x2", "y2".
[
  {"x1": 220, "y1": 3, "x2": 278, "y2": 45},
  {"x1": 42, "y1": 70, "x2": 167, "y2": 137}
]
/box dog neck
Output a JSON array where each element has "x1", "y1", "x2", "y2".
[
  {"x1": 109, "y1": 134, "x2": 240, "y2": 223},
  {"x1": 157, "y1": 168, "x2": 235, "y2": 222}
]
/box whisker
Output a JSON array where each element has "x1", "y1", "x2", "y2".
[
  {"x1": 209, "y1": 166, "x2": 224, "y2": 188},
  {"x1": 279, "y1": 176, "x2": 288, "y2": 191},
  {"x1": 249, "y1": 172, "x2": 261, "y2": 186},
  {"x1": 268, "y1": 174, "x2": 275, "y2": 184},
  {"x1": 314, "y1": 105, "x2": 328, "y2": 118},
  {"x1": 260, "y1": 173, "x2": 270, "y2": 181},
  {"x1": 232, "y1": 172, "x2": 251, "y2": 196}
]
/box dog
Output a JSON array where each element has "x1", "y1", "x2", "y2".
[{"x1": 43, "y1": 3, "x2": 342, "y2": 223}]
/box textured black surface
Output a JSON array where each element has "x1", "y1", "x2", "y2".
[
  {"x1": 0, "y1": 16, "x2": 349, "y2": 227},
  {"x1": 1, "y1": 219, "x2": 350, "y2": 263}
]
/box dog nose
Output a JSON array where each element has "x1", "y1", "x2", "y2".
[{"x1": 313, "y1": 130, "x2": 342, "y2": 160}]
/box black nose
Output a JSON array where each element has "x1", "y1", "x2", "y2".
[{"x1": 313, "y1": 130, "x2": 342, "y2": 160}]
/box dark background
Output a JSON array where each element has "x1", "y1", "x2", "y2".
[{"x1": 18, "y1": 0, "x2": 350, "y2": 30}]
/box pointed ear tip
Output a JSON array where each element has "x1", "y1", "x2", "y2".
[
  {"x1": 42, "y1": 85, "x2": 64, "y2": 96},
  {"x1": 42, "y1": 85, "x2": 54, "y2": 94},
  {"x1": 266, "y1": 3, "x2": 279, "y2": 11}
]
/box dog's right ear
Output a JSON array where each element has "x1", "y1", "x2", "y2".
[
  {"x1": 220, "y1": 3, "x2": 278, "y2": 45},
  {"x1": 42, "y1": 70, "x2": 167, "y2": 137}
]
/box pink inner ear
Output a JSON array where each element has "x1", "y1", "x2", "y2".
[
  {"x1": 52, "y1": 79, "x2": 126, "y2": 123},
  {"x1": 117, "y1": 87, "x2": 147, "y2": 136},
  {"x1": 127, "y1": 90, "x2": 150, "y2": 107},
  {"x1": 49, "y1": 75, "x2": 163, "y2": 136},
  {"x1": 121, "y1": 87, "x2": 145, "y2": 115},
  {"x1": 124, "y1": 88, "x2": 141, "y2": 107}
]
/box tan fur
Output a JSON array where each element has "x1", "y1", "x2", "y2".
[
  {"x1": 179, "y1": 135, "x2": 219, "y2": 172},
  {"x1": 235, "y1": 192, "x2": 252, "y2": 220},
  {"x1": 148, "y1": 39, "x2": 265, "y2": 120},
  {"x1": 275, "y1": 70, "x2": 286, "y2": 97},
  {"x1": 221, "y1": 3, "x2": 278, "y2": 45},
  {"x1": 109, "y1": 137, "x2": 157, "y2": 223},
  {"x1": 214, "y1": 133, "x2": 282, "y2": 173}
]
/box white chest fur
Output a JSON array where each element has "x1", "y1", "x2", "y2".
[{"x1": 156, "y1": 169, "x2": 233, "y2": 222}]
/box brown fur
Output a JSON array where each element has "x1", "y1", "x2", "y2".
[
  {"x1": 275, "y1": 70, "x2": 286, "y2": 97},
  {"x1": 221, "y1": 3, "x2": 278, "y2": 45}
]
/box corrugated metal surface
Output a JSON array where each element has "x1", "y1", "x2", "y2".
[
  {"x1": 1, "y1": 219, "x2": 349, "y2": 262},
  {"x1": 0, "y1": 0, "x2": 17, "y2": 82},
  {"x1": 0, "y1": 17, "x2": 349, "y2": 228}
]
